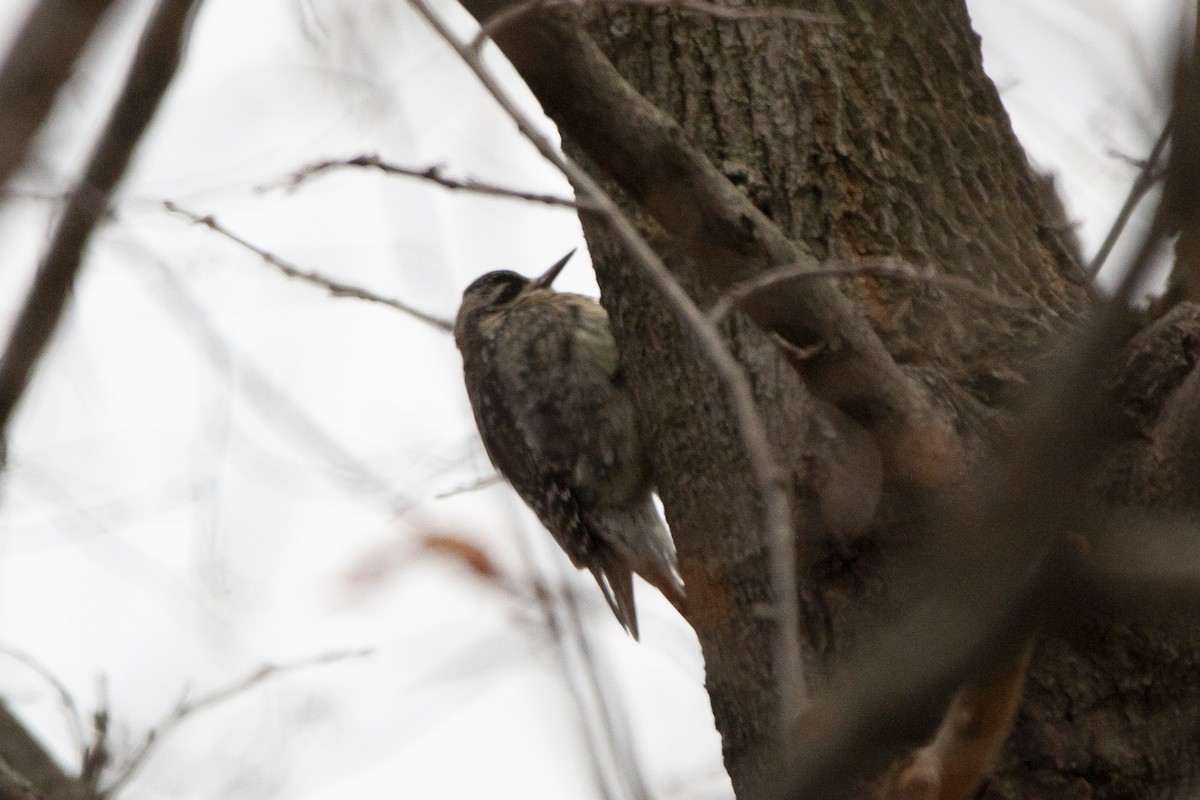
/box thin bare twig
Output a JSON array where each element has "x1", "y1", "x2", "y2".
[
  {"x1": 162, "y1": 201, "x2": 455, "y2": 333},
  {"x1": 100, "y1": 649, "x2": 371, "y2": 797},
  {"x1": 0, "y1": 0, "x2": 119, "y2": 191},
  {"x1": 1088, "y1": 122, "x2": 1171, "y2": 278},
  {"x1": 707, "y1": 257, "x2": 1027, "y2": 324},
  {"x1": 79, "y1": 679, "x2": 109, "y2": 793},
  {"x1": 266, "y1": 154, "x2": 597, "y2": 210},
  {"x1": 0, "y1": 0, "x2": 203, "y2": 458},
  {"x1": 1106, "y1": 147, "x2": 1163, "y2": 171},
  {"x1": 407, "y1": 0, "x2": 806, "y2": 738},
  {"x1": 434, "y1": 473, "x2": 503, "y2": 499},
  {"x1": 471, "y1": 0, "x2": 838, "y2": 50}
]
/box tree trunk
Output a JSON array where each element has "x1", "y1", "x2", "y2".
[{"x1": 458, "y1": 0, "x2": 1200, "y2": 797}]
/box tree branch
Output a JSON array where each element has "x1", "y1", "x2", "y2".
[
  {"x1": 1087, "y1": 122, "x2": 1170, "y2": 279},
  {"x1": 0, "y1": 0, "x2": 118, "y2": 191},
  {"x1": 0, "y1": 649, "x2": 86, "y2": 766},
  {"x1": 100, "y1": 649, "x2": 370, "y2": 797},
  {"x1": 433, "y1": 473, "x2": 502, "y2": 499},
  {"x1": 877, "y1": 640, "x2": 1035, "y2": 800},
  {"x1": 707, "y1": 257, "x2": 1027, "y2": 325},
  {"x1": 0, "y1": 0, "x2": 204, "y2": 458},
  {"x1": 0, "y1": 703, "x2": 93, "y2": 800},
  {"x1": 268, "y1": 154, "x2": 596, "y2": 210},
  {"x1": 162, "y1": 201, "x2": 455, "y2": 333},
  {"x1": 1159, "y1": 14, "x2": 1200, "y2": 311},
  {"x1": 470, "y1": 0, "x2": 839, "y2": 51}
]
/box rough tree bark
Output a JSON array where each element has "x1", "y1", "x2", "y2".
[
  {"x1": 455, "y1": 1, "x2": 1200, "y2": 798},
  {"x1": 1, "y1": 0, "x2": 1195, "y2": 798}
]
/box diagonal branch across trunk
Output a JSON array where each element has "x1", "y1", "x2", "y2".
[{"x1": 457, "y1": 3, "x2": 965, "y2": 488}]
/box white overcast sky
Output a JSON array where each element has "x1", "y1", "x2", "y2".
[{"x1": 0, "y1": 1, "x2": 1185, "y2": 798}]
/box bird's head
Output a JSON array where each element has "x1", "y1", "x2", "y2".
[{"x1": 456, "y1": 249, "x2": 576, "y2": 324}]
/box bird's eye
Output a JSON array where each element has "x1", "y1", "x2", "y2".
[
  {"x1": 464, "y1": 270, "x2": 528, "y2": 307},
  {"x1": 492, "y1": 278, "x2": 524, "y2": 305}
]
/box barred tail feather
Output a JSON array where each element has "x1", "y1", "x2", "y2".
[{"x1": 588, "y1": 554, "x2": 639, "y2": 640}]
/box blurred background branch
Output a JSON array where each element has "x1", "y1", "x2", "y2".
[
  {"x1": 0, "y1": 0, "x2": 119, "y2": 190},
  {"x1": 0, "y1": 0, "x2": 203, "y2": 456}
]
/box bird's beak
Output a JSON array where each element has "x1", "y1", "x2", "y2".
[{"x1": 535, "y1": 249, "x2": 576, "y2": 288}]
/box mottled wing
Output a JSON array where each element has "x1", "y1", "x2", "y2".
[
  {"x1": 487, "y1": 293, "x2": 641, "y2": 499},
  {"x1": 484, "y1": 294, "x2": 647, "y2": 634}
]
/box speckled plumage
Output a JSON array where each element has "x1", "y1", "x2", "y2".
[{"x1": 454, "y1": 253, "x2": 683, "y2": 638}]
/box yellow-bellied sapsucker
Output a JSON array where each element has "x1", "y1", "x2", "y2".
[{"x1": 455, "y1": 251, "x2": 684, "y2": 639}]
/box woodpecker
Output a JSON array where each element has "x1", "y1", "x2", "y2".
[{"x1": 454, "y1": 250, "x2": 684, "y2": 638}]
